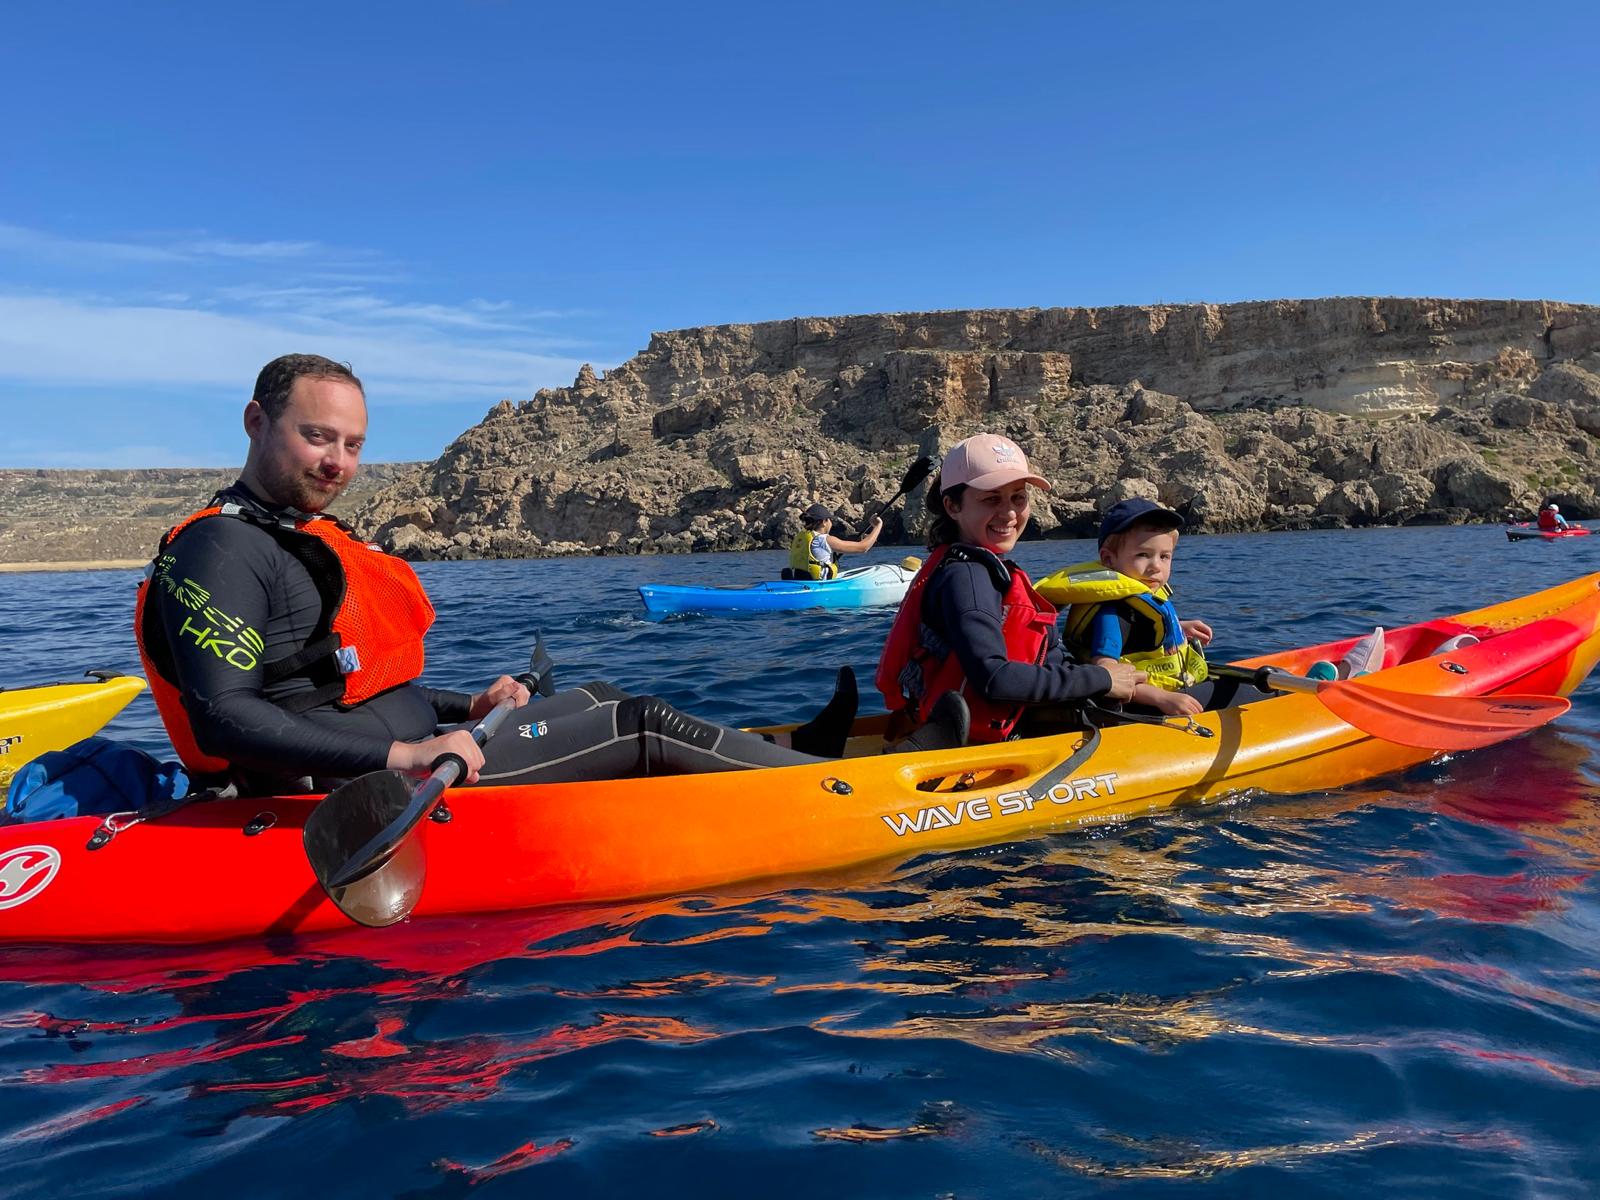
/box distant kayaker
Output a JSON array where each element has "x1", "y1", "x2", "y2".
[
  {"x1": 1040, "y1": 499, "x2": 1216, "y2": 719},
  {"x1": 786, "y1": 502, "x2": 882, "y2": 579},
  {"x1": 876, "y1": 434, "x2": 1141, "y2": 749},
  {"x1": 136, "y1": 354, "x2": 857, "y2": 796},
  {"x1": 1538, "y1": 502, "x2": 1571, "y2": 531}
]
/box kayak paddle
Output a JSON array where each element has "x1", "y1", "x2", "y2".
[
  {"x1": 303, "y1": 639, "x2": 553, "y2": 926},
  {"x1": 854, "y1": 454, "x2": 936, "y2": 537},
  {"x1": 302, "y1": 696, "x2": 517, "y2": 925},
  {"x1": 1210, "y1": 663, "x2": 1569, "y2": 751}
]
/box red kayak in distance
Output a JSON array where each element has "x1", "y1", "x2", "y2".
[{"x1": 1506, "y1": 524, "x2": 1590, "y2": 542}]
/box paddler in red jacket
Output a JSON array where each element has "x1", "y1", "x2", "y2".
[
  {"x1": 1537, "y1": 502, "x2": 1570, "y2": 531},
  {"x1": 136, "y1": 354, "x2": 856, "y2": 795},
  {"x1": 876, "y1": 434, "x2": 1140, "y2": 748}
]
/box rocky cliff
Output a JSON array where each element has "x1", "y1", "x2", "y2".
[
  {"x1": 0, "y1": 464, "x2": 420, "y2": 566},
  {"x1": 351, "y1": 297, "x2": 1600, "y2": 558}
]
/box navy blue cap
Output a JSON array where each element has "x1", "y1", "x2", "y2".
[
  {"x1": 803, "y1": 502, "x2": 832, "y2": 523},
  {"x1": 1097, "y1": 497, "x2": 1184, "y2": 546}
]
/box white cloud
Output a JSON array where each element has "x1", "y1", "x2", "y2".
[
  {"x1": 0, "y1": 219, "x2": 614, "y2": 431},
  {"x1": 211, "y1": 284, "x2": 581, "y2": 337},
  {"x1": 0, "y1": 293, "x2": 595, "y2": 402},
  {"x1": 0, "y1": 222, "x2": 186, "y2": 265},
  {"x1": 177, "y1": 238, "x2": 325, "y2": 260},
  {"x1": 0, "y1": 222, "x2": 359, "y2": 268}
]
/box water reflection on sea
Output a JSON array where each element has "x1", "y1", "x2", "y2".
[{"x1": 1, "y1": 525, "x2": 1598, "y2": 1197}]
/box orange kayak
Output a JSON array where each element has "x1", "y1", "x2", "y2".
[{"x1": 3, "y1": 574, "x2": 1598, "y2": 946}]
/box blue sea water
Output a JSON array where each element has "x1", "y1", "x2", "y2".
[{"x1": 1, "y1": 526, "x2": 1599, "y2": 1197}]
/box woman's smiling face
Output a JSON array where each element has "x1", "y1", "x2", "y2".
[{"x1": 945, "y1": 482, "x2": 1032, "y2": 553}]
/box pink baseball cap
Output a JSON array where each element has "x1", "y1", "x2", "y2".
[{"x1": 938, "y1": 434, "x2": 1051, "y2": 493}]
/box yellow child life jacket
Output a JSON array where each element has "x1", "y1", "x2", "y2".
[
  {"x1": 1034, "y1": 560, "x2": 1208, "y2": 690},
  {"x1": 788, "y1": 528, "x2": 838, "y2": 580}
]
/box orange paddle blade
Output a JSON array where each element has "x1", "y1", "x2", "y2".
[{"x1": 1318, "y1": 685, "x2": 1569, "y2": 752}]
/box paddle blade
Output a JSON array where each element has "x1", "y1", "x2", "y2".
[
  {"x1": 899, "y1": 454, "x2": 935, "y2": 495},
  {"x1": 1320, "y1": 684, "x2": 1569, "y2": 752},
  {"x1": 303, "y1": 771, "x2": 428, "y2": 927},
  {"x1": 522, "y1": 634, "x2": 557, "y2": 698}
]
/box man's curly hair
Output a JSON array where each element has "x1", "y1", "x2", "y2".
[{"x1": 251, "y1": 354, "x2": 364, "y2": 419}]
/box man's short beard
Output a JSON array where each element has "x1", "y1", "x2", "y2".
[{"x1": 263, "y1": 463, "x2": 344, "y2": 513}]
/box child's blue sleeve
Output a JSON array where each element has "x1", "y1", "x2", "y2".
[{"x1": 1086, "y1": 608, "x2": 1124, "y2": 660}]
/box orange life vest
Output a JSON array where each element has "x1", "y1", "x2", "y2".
[
  {"x1": 134, "y1": 501, "x2": 436, "y2": 774},
  {"x1": 875, "y1": 544, "x2": 1058, "y2": 743}
]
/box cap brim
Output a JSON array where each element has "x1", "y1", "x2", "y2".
[
  {"x1": 1099, "y1": 509, "x2": 1183, "y2": 544},
  {"x1": 962, "y1": 468, "x2": 1052, "y2": 493}
]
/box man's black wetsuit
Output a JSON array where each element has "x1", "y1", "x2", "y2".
[
  {"x1": 144, "y1": 484, "x2": 840, "y2": 792},
  {"x1": 921, "y1": 551, "x2": 1113, "y2": 723},
  {"x1": 142, "y1": 484, "x2": 472, "y2": 790}
]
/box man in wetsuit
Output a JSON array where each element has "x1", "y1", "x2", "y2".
[{"x1": 137, "y1": 354, "x2": 854, "y2": 795}]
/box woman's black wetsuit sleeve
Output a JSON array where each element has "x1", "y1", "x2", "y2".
[{"x1": 925, "y1": 561, "x2": 1113, "y2": 705}]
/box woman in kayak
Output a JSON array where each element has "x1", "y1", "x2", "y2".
[{"x1": 876, "y1": 433, "x2": 1140, "y2": 748}]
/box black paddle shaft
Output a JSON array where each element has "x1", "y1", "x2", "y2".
[
  {"x1": 315, "y1": 696, "x2": 519, "y2": 891},
  {"x1": 852, "y1": 455, "x2": 936, "y2": 538},
  {"x1": 1210, "y1": 663, "x2": 1316, "y2": 695}
]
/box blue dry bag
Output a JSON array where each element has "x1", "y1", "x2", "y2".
[{"x1": 4, "y1": 737, "x2": 189, "y2": 824}]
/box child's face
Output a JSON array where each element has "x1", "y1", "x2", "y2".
[
  {"x1": 1101, "y1": 527, "x2": 1178, "y2": 587},
  {"x1": 945, "y1": 483, "x2": 1032, "y2": 553}
]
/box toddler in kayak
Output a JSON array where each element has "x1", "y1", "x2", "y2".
[{"x1": 1036, "y1": 498, "x2": 1216, "y2": 719}]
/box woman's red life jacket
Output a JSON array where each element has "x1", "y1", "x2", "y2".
[
  {"x1": 134, "y1": 502, "x2": 436, "y2": 774},
  {"x1": 1538, "y1": 509, "x2": 1560, "y2": 531},
  {"x1": 875, "y1": 544, "x2": 1058, "y2": 743}
]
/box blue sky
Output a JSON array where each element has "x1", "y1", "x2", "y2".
[{"x1": 4, "y1": 1, "x2": 1598, "y2": 467}]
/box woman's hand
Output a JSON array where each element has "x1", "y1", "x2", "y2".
[
  {"x1": 1102, "y1": 661, "x2": 1146, "y2": 701},
  {"x1": 469, "y1": 675, "x2": 531, "y2": 718},
  {"x1": 1180, "y1": 619, "x2": 1214, "y2": 646}
]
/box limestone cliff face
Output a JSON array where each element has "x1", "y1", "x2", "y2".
[{"x1": 352, "y1": 298, "x2": 1600, "y2": 559}]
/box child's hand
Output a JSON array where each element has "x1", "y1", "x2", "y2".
[
  {"x1": 1150, "y1": 689, "x2": 1203, "y2": 718},
  {"x1": 1180, "y1": 619, "x2": 1214, "y2": 646}
]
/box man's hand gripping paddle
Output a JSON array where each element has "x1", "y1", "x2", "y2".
[{"x1": 302, "y1": 635, "x2": 556, "y2": 927}]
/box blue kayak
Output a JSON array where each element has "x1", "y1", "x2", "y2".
[{"x1": 639, "y1": 562, "x2": 918, "y2": 616}]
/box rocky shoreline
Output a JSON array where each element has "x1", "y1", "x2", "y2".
[
  {"x1": 0, "y1": 464, "x2": 419, "y2": 569},
  {"x1": 350, "y1": 297, "x2": 1600, "y2": 559}
]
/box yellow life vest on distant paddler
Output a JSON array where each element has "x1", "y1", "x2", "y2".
[
  {"x1": 1034, "y1": 560, "x2": 1209, "y2": 690},
  {"x1": 788, "y1": 528, "x2": 838, "y2": 580}
]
